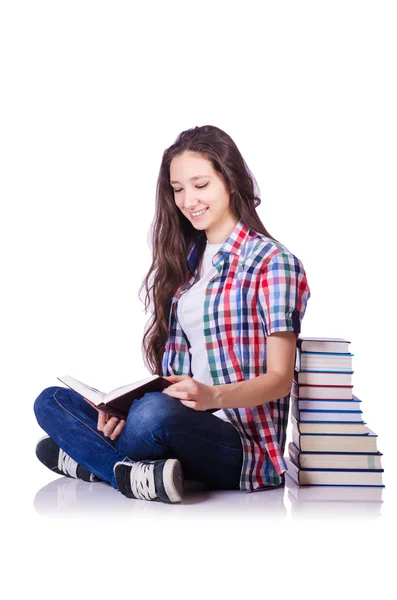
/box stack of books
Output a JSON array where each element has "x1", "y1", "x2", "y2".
[{"x1": 285, "y1": 336, "x2": 384, "y2": 489}]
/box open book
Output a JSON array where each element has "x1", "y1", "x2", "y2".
[
  {"x1": 57, "y1": 374, "x2": 220, "y2": 419},
  {"x1": 57, "y1": 374, "x2": 172, "y2": 419}
]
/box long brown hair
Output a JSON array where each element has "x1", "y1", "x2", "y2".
[{"x1": 139, "y1": 124, "x2": 280, "y2": 375}]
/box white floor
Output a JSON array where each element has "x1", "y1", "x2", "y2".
[
  {"x1": 3, "y1": 451, "x2": 394, "y2": 600},
  {"x1": 31, "y1": 463, "x2": 385, "y2": 522}
]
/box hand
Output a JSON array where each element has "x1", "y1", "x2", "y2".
[
  {"x1": 97, "y1": 411, "x2": 126, "y2": 441},
  {"x1": 162, "y1": 375, "x2": 220, "y2": 411}
]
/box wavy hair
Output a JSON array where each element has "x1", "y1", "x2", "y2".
[{"x1": 139, "y1": 124, "x2": 280, "y2": 375}]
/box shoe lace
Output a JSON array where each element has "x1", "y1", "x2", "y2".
[
  {"x1": 58, "y1": 449, "x2": 79, "y2": 478},
  {"x1": 130, "y1": 461, "x2": 157, "y2": 501}
]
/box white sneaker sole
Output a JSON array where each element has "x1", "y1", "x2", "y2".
[{"x1": 163, "y1": 459, "x2": 184, "y2": 503}]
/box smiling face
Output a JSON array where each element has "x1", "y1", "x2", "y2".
[{"x1": 169, "y1": 151, "x2": 238, "y2": 244}]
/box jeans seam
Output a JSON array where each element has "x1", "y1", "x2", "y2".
[{"x1": 53, "y1": 388, "x2": 123, "y2": 456}]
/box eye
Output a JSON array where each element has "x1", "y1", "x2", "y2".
[{"x1": 173, "y1": 183, "x2": 208, "y2": 193}]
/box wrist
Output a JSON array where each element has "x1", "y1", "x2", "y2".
[{"x1": 212, "y1": 383, "x2": 226, "y2": 410}]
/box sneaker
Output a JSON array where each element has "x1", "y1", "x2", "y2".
[
  {"x1": 113, "y1": 458, "x2": 184, "y2": 503},
  {"x1": 35, "y1": 435, "x2": 101, "y2": 483}
]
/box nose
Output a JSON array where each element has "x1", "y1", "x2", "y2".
[{"x1": 184, "y1": 193, "x2": 200, "y2": 210}]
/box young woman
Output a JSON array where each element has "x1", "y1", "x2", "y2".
[{"x1": 34, "y1": 124, "x2": 311, "y2": 504}]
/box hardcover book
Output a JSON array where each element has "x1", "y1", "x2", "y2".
[
  {"x1": 288, "y1": 442, "x2": 383, "y2": 470},
  {"x1": 285, "y1": 457, "x2": 384, "y2": 487},
  {"x1": 57, "y1": 373, "x2": 220, "y2": 419},
  {"x1": 57, "y1": 374, "x2": 174, "y2": 419},
  {"x1": 292, "y1": 424, "x2": 380, "y2": 453}
]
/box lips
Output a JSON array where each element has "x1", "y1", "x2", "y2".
[
  {"x1": 189, "y1": 207, "x2": 209, "y2": 220},
  {"x1": 189, "y1": 208, "x2": 208, "y2": 214}
]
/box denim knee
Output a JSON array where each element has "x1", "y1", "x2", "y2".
[
  {"x1": 124, "y1": 391, "x2": 181, "y2": 437},
  {"x1": 33, "y1": 386, "x2": 62, "y2": 425}
]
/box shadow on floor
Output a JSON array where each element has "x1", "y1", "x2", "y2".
[{"x1": 33, "y1": 476, "x2": 288, "y2": 519}]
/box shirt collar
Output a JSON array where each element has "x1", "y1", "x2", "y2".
[{"x1": 187, "y1": 217, "x2": 252, "y2": 273}]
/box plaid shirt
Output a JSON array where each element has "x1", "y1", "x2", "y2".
[{"x1": 162, "y1": 218, "x2": 311, "y2": 492}]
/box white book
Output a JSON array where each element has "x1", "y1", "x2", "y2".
[
  {"x1": 285, "y1": 457, "x2": 384, "y2": 486},
  {"x1": 288, "y1": 442, "x2": 383, "y2": 470},
  {"x1": 295, "y1": 411, "x2": 364, "y2": 423},
  {"x1": 295, "y1": 350, "x2": 353, "y2": 372},
  {"x1": 296, "y1": 371, "x2": 353, "y2": 386},
  {"x1": 292, "y1": 381, "x2": 353, "y2": 399},
  {"x1": 291, "y1": 398, "x2": 364, "y2": 422},
  {"x1": 292, "y1": 425, "x2": 379, "y2": 453},
  {"x1": 291, "y1": 415, "x2": 367, "y2": 435},
  {"x1": 295, "y1": 398, "x2": 362, "y2": 411},
  {"x1": 296, "y1": 337, "x2": 351, "y2": 353}
]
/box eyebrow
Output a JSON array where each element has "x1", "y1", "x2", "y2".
[{"x1": 170, "y1": 175, "x2": 210, "y2": 185}]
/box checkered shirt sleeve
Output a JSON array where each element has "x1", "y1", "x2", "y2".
[{"x1": 258, "y1": 251, "x2": 311, "y2": 336}]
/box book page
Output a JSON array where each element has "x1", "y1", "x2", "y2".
[
  {"x1": 105, "y1": 375, "x2": 159, "y2": 402},
  {"x1": 57, "y1": 374, "x2": 106, "y2": 405}
]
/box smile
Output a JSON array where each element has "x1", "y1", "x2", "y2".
[{"x1": 189, "y1": 208, "x2": 209, "y2": 219}]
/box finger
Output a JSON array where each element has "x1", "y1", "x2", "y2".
[
  {"x1": 180, "y1": 399, "x2": 198, "y2": 410},
  {"x1": 102, "y1": 416, "x2": 121, "y2": 437},
  {"x1": 165, "y1": 389, "x2": 189, "y2": 399},
  {"x1": 97, "y1": 411, "x2": 107, "y2": 431},
  {"x1": 103, "y1": 417, "x2": 120, "y2": 436},
  {"x1": 110, "y1": 419, "x2": 126, "y2": 441}
]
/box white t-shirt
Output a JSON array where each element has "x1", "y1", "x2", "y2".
[{"x1": 177, "y1": 240, "x2": 229, "y2": 422}]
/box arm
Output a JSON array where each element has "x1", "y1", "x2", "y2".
[{"x1": 213, "y1": 332, "x2": 297, "y2": 409}]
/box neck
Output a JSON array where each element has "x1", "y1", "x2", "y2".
[{"x1": 205, "y1": 215, "x2": 239, "y2": 244}]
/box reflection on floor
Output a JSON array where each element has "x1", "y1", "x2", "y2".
[
  {"x1": 33, "y1": 471, "x2": 384, "y2": 520},
  {"x1": 33, "y1": 477, "x2": 287, "y2": 519},
  {"x1": 285, "y1": 473, "x2": 384, "y2": 519}
]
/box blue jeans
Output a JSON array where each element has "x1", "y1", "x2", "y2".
[{"x1": 33, "y1": 386, "x2": 244, "y2": 491}]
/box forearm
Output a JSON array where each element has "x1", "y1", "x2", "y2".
[{"x1": 213, "y1": 372, "x2": 290, "y2": 410}]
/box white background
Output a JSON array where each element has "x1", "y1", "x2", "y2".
[{"x1": 1, "y1": 1, "x2": 395, "y2": 598}]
